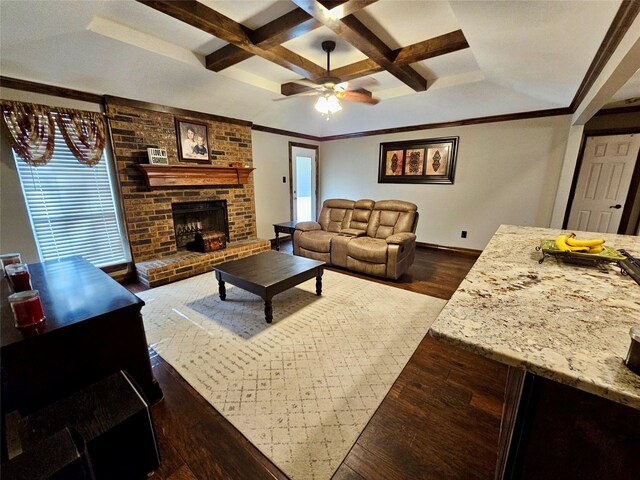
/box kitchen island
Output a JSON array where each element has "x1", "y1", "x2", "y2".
[{"x1": 430, "y1": 225, "x2": 639, "y2": 479}]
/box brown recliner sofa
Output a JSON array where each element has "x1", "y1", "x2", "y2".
[{"x1": 293, "y1": 198, "x2": 418, "y2": 280}]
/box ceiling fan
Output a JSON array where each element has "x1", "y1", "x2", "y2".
[{"x1": 275, "y1": 40, "x2": 379, "y2": 115}]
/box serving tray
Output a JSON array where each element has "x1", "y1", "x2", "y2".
[{"x1": 537, "y1": 239, "x2": 626, "y2": 266}]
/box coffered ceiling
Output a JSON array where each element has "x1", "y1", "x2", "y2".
[{"x1": 0, "y1": 1, "x2": 638, "y2": 137}]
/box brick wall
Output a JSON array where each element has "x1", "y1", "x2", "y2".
[{"x1": 105, "y1": 101, "x2": 257, "y2": 264}]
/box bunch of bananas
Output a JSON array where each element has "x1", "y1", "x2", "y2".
[{"x1": 555, "y1": 233, "x2": 605, "y2": 254}]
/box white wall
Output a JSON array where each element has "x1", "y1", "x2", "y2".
[
  {"x1": 320, "y1": 115, "x2": 573, "y2": 250},
  {"x1": 1, "y1": 126, "x2": 39, "y2": 262},
  {"x1": 251, "y1": 130, "x2": 319, "y2": 239}
]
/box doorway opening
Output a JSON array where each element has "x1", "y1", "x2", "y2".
[{"x1": 289, "y1": 142, "x2": 319, "y2": 223}]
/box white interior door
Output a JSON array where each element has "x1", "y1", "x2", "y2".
[
  {"x1": 567, "y1": 134, "x2": 639, "y2": 233},
  {"x1": 290, "y1": 145, "x2": 317, "y2": 222}
]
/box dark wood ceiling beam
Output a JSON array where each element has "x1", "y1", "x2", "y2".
[
  {"x1": 338, "y1": 14, "x2": 427, "y2": 90},
  {"x1": 291, "y1": 0, "x2": 427, "y2": 91},
  {"x1": 138, "y1": 1, "x2": 326, "y2": 79},
  {"x1": 205, "y1": 1, "x2": 376, "y2": 72},
  {"x1": 331, "y1": 59, "x2": 382, "y2": 81},
  {"x1": 207, "y1": 9, "x2": 320, "y2": 72},
  {"x1": 281, "y1": 30, "x2": 468, "y2": 95},
  {"x1": 320, "y1": 0, "x2": 379, "y2": 17},
  {"x1": 206, "y1": 44, "x2": 254, "y2": 72},
  {"x1": 139, "y1": 1, "x2": 250, "y2": 43},
  {"x1": 394, "y1": 30, "x2": 468, "y2": 64},
  {"x1": 251, "y1": 8, "x2": 318, "y2": 47}
]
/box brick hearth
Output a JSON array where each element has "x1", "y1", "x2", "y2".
[
  {"x1": 136, "y1": 238, "x2": 270, "y2": 288},
  {"x1": 105, "y1": 98, "x2": 268, "y2": 287}
]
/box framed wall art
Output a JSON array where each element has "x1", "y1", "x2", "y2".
[
  {"x1": 378, "y1": 137, "x2": 458, "y2": 184},
  {"x1": 175, "y1": 118, "x2": 210, "y2": 163}
]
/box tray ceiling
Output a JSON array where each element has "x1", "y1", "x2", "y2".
[{"x1": 0, "y1": 1, "x2": 637, "y2": 137}]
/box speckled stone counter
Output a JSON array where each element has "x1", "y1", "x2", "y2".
[{"x1": 430, "y1": 224, "x2": 640, "y2": 409}]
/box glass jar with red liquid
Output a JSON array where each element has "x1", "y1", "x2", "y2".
[
  {"x1": 8, "y1": 290, "x2": 45, "y2": 328},
  {"x1": 5, "y1": 263, "x2": 32, "y2": 292},
  {"x1": 0, "y1": 253, "x2": 22, "y2": 278}
]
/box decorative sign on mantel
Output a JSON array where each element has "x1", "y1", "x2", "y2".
[
  {"x1": 378, "y1": 137, "x2": 458, "y2": 184},
  {"x1": 136, "y1": 164, "x2": 254, "y2": 187}
]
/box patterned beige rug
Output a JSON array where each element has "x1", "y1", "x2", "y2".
[{"x1": 138, "y1": 269, "x2": 446, "y2": 479}]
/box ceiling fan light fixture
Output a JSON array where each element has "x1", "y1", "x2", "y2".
[
  {"x1": 315, "y1": 94, "x2": 341, "y2": 117},
  {"x1": 314, "y1": 95, "x2": 329, "y2": 114},
  {"x1": 326, "y1": 94, "x2": 342, "y2": 113}
]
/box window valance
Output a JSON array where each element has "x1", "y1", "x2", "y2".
[{"x1": 1, "y1": 100, "x2": 106, "y2": 167}]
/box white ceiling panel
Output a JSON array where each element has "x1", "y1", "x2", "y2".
[
  {"x1": 414, "y1": 49, "x2": 480, "y2": 81},
  {"x1": 95, "y1": 1, "x2": 225, "y2": 55},
  {"x1": 232, "y1": 55, "x2": 303, "y2": 85},
  {"x1": 200, "y1": 0, "x2": 296, "y2": 29},
  {"x1": 282, "y1": 26, "x2": 369, "y2": 70},
  {"x1": 355, "y1": 0, "x2": 460, "y2": 49},
  {"x1": 450, "y1": 0, "x2": 622, "y2": 105}
]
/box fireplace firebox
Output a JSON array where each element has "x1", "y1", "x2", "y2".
[{"x1": 171, "y1": 201, "x2": 229, "y2": 251}]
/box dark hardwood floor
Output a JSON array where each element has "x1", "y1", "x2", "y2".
[{"x1": 131, "y1": 241, "x2": 508, "y2": 480}]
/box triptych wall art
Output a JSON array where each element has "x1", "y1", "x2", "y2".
[{"x1": 378, "y1": 137, "x2": 458, "y2": 184}]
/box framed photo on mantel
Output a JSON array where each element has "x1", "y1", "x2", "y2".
[
  {"x1": 378, "y1": 137, "x2": 458, "y2": 184},
  {"x1": 175, "y1": 117, "x2": 210, "y2": 163}
]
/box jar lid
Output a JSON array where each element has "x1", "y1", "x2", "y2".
[
  {"x1": 631, "y1": 326, "x2": 640, "y2": 342},
  {"x1": 5, "y1": 263, "x2": 27, "y2": 272},
  {"x1": 8, "y1": 290, "x2": 39, "y2": 302},
  {"x1": 0, "y1": 253, "x2": 21, "y2": 259}
]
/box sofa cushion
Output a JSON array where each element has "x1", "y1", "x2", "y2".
[
  {"x1": 317, "y1": 199, "x2": 354, "y2": 233},
  {"x1": 297, "y1": 230, "x2": 338, "y2": 253},
  {"x1": 367, "y1": 200, "x2": 417, "y2": 239},
  {"x1": 347, "y1": 236, "x2": 388, "y2": 263},
  {"x1": 347, "y1": 199, "x2": 375, "y2": 231}
]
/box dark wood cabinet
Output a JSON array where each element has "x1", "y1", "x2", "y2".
[{"x1": 1, "y1": 256, "x2": 162, "y2": 417}]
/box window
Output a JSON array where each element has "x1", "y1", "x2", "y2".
[{"x1": 13, "y1": 114, "x2": 130, "y2": 267}]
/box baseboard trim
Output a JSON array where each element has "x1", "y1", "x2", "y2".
[{"x1": 416, "y1": 241, "x2": 482, "y2": 256}]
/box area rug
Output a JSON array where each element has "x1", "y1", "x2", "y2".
[{"x1": 138, "y1": 269, "x2": 446, "y2": 479}]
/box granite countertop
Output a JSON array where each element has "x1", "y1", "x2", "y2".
[{"x1": 429, "y1": 224, "x2": 640, "y2": 409}]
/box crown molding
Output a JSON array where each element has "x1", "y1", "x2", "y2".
[
  {"x1": 0, "y1": 76, "x2": 103, "y2": 103},
  {"x1": 252, "y1": 124, "x2": 322, "y2": 142}
]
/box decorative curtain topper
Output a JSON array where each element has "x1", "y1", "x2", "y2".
[
  {"x1": 1, "y1": 100, "x2": 107, "y2": 167},
  {"x1": 56, "y1": 109, "x2": 106, "y2": 166},
  {"x1": 1, "y1": 101, "x2": 55, "y2": 166}
]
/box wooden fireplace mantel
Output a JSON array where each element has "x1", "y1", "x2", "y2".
[{"x1": 136, "y1": 164, "x2": 255, "y2": 187}]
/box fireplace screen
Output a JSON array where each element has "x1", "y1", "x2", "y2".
[{"x1": 171, "y1": 201, "x2": 229, "y2": 250}]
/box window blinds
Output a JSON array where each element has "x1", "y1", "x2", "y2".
[{"x1": 14, "y1": 117, "x2": 129, "y2": 267}]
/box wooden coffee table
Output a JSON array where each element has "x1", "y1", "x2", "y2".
[{"x1": 213, "y1": 251, "x2": 325, "y2": 323}]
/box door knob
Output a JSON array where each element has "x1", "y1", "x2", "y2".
[{"x1": 609, "y1": 204, "x2": 622, "y2": 209}]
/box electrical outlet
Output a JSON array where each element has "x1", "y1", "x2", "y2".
[
  {"x1": 282, "y1": 176, "x2": 286, "y2": 183},
  {"x1": 461, "y1": 230, "x2": 467, "y2": 238}
]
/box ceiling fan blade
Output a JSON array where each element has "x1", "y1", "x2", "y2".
[
  {"x1": 293, "y1": 79, "x2": 322, "y2": 88},
  {"x1": 337, "y1": 77, "x2": 379, "y2": 91},
  {"x1": 337, "y1": 90, "x2": 379, "y2": 105},
  {"x1": 273, "y1": 90, "x2": 322, "y2": 101}
]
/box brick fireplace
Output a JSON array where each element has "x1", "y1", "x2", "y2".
[{"x1": 105, "y1": 98, "x2": 270, "y2": 287}]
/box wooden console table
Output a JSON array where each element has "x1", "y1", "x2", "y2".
[
  {"x1": 273, "y1": 221, "x2": 297, "y2": 251},
  {"x1": 0, "y1": 256, "x2": 162, "y2": 417}
]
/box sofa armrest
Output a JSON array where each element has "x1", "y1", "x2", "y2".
[
  {"x1": 296, "y1": 221, "x2": 322, "y2": 232},
  {"x1": 386, "y1": 232, "x2": 416, "y2": 245},
  {"x1": 339, "y1": 228, "x2": 366, "y2": 237}
]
